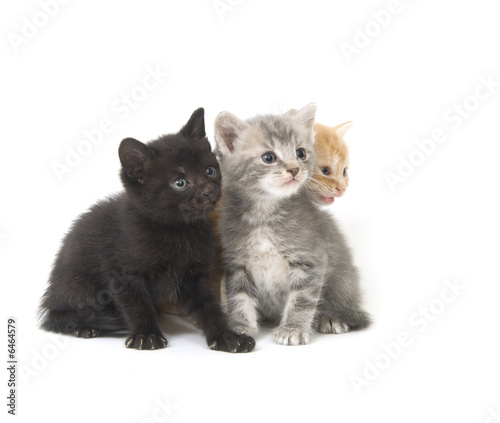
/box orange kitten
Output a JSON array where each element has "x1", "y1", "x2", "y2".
[{"x1": 308, "y1": 121, "x2": 353, "y2": 205}]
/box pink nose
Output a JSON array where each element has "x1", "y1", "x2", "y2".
[
  {"x1": 336, "y1": 187, "x2": 345, "y2": 195},
  {"x1": 287, "y1": 167, "x2": 299, "y2": 177}
]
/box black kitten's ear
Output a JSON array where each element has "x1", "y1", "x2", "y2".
[
  {"x1": 203, "y1": 139, "x2": 212, "y2": 152},
  {"x1": 180, "y1": 107, "x2": 206, "y2": 139},
  {"x1": 214, "y1": 111, "x2": 249, "y2": 156},
  {"x1": 119, "y1": 138, "x2": 151, "y2": 184}
]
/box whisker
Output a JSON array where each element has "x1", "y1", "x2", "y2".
[
  {"x1": 305, "y1": 178, "x2": 337, "y2": 196},
  {"x1": 304, "y1": 182, "x2": 333, "y2": 198}
]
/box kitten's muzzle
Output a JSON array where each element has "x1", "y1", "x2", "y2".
[
  {"x1": 200, "y1": 186, "x2": 219, "y2": 203},
  {"x1": 312, "y1": 187, "x2": 345, "y2": 205},
  {"x1": 193, "y1": 199, "x2": 217, "y2": 212},
  {"x1": 192, "y1": 187, "x2": 219, "y2": 211},
  {"x1": 281, "y1": 168, "x2": 302, "y2": 187}
]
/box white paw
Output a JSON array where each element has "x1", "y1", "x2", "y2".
[
  {"x1": 273, "y1": 327, "x2": 311, "y2": 346},
  {"x1": 318, "y1": 317, "x2": 350, "y2": 334}
]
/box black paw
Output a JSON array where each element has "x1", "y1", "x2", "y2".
[
  {"x1": 73, "y1": 327, "x2": 101, "y2": 338},
  {"x1": 125, "y1": 333, "x2": 167, "y2": 350},
  {"x1": 208, "y1": 331, "x2": 255, "y2": 353}
]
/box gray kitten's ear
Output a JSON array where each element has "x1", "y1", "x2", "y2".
[
  {"x1": 119, "y1": 138, "x2": 151, "y2": 184},
  {"x1": 293, "y1": 103, "x2": 317, "y2": 130},
  {"x1": 333, "y1": 121, "x2": 354, "y2": 137},
  {"x1": 180, "y1": 107, "x2": 206, "y2": 139},
  {"x1": 214, "y1": 111, "x2": 248, "y2": 155}
]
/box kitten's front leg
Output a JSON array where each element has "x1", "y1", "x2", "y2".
[
  {"x1": 179, "y1": 270, "x2": 255, "y2": 353},
  {"x1": 274, "y1": 263, "x2": 322, "y2": 346},
  {"x1": 110, "y1": 274, "x2": 167, "y2": 350},
  {"x1": 225, "y1": 267, "x2": 260, "y2": 338}
]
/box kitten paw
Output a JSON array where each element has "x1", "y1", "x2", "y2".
[
  {"x1": 73, "y1": 327, "x2": 101, "y2": 338},
  {"x1": 273, "y1": 327, "x2": 311, "y2": 346},
  {"x1": 318, "y1": 317, "x2": 350, "y2": 334},
  {"x1": 208, "y1": 331, "x2": 255, "y2": 353},
  {"x1": 125, "y1": 334, "x2": 168, "y2": 350},
  {"x1": 231, "y1": 325, "x2": 258, "y2": 338}
]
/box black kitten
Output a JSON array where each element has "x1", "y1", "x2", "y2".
[{"x1": 39, "y1": 108, "x2": 255, "y2": 353}]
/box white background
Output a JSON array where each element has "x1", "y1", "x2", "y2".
[{"x1": 2, "y1": 1, "x2": 500, "y2": 422}]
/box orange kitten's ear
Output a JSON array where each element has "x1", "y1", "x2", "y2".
[
  {"x1": 332, "y1": 121, "x2": 354, "y2": 137},
  {"x1": 285, "y1": 109, "x2": 298, "y2": 116}
]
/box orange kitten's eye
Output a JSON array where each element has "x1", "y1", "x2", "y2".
[
  {"x1": 320, "y1": 167, "x2": 330, "y2": 175},
  {"x1": 343, "y1": 168, "x2": 347, "y2": 177}
]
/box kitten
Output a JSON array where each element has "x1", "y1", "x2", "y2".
[
  {"x1": 287, "y1": 109, "x2": 353, "y2": 205},
  {"x1": 39, "y1": 108, "x2": 255, "y2": 352},
  {"x1": 211, "y1": 120, "x2": 354, "y2": 309},
  {"x1": 211, "y1": 120, "x2": 353, "y2": 306},
  {"x1": 214, "y1": 104, "x2": 371, "y2": 346},
  {"x1": 309, "y1": 121, "x2": 353, "y2": 205}
]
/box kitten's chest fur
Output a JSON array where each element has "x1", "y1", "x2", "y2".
[
  {"x1": 244, "y1": 225, "x2": 290, "y2": 305},
  {"x1": 118, "y1": 215, "x2": 212, "y2": 299}
]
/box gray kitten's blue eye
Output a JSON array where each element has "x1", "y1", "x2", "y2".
[
  {"x1": 320, "y1": 167, "x2": 330, "y2": 175},
  {"x1": 172, "y1": 178, "x2": 189, "y2": 190},
  {"x1": 206, "y1": 167, "x2": 216, "y2": 178},
  {"x1": 296, "y1": 148, "x2": 307, "y2": 160},
  {"x1": 261, "y1": 152, "x2": 277, "y2": 164}
]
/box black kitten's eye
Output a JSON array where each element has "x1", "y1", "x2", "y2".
[
  {"x1": 172, "y1": 178, "x2": 189, "y2": 191},
  {"x1": 296, "y1": 148, "x2": 307, "y2": 160},
  {"x1": 206, "y1": 166, "x2": 217, "y2": 178},
  {"x1": 261, "y1": 152, "x2": 277, "y2": 164},
  {"x1": 320, "y1": 167, "x2": 330, "y2": 175}
]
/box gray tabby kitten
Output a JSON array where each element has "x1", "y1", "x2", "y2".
[{"x1": 214, "y1": 103, "x2": 371, "y2": 346}]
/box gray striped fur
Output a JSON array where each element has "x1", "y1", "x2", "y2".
[{"x1": 214, "y1": 104, "x2": 371, "y2": 346}]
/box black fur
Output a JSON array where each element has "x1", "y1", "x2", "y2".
[{"x1": 39, "y1": 108, "x2": 255, "y2": 353}]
